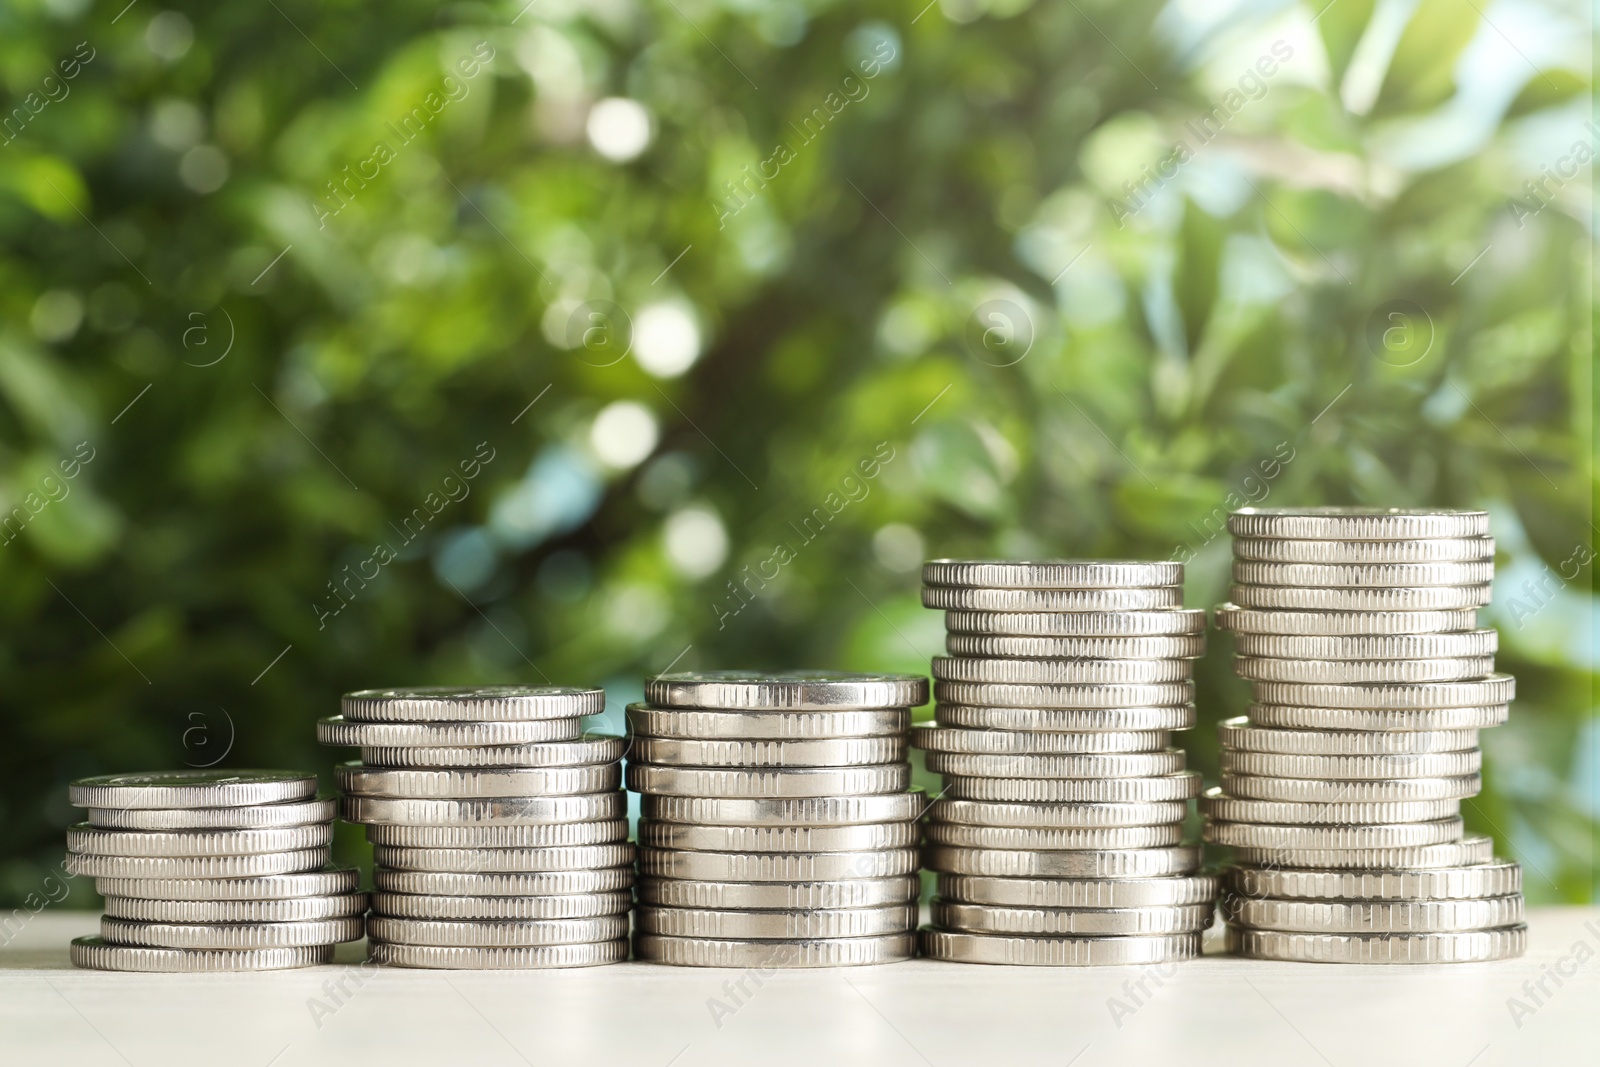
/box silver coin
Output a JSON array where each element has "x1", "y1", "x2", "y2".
[
  {"x1": 637, "y1": 876, "x2": 920, "y2": 911},
  {"x1": 69, "y1": 770, "x2": 318, "y2": 810},
  {"x1": 641, "y1": 793, "x2": 926, "y2": 827},
  {"x1": 1219, "y1": 750, "x2": 1481, "y2": 780},
  {"x1": 1220, "y1": 773, "x2": 1481, "y2": 803},
  {"x1": 913, "y1": 725, "x2": 1172, "y2": 755},
  {"x1": 317, "y1": 715, "x2": 582, "y2": 746},
  {"x1": 358, "y1": 736, "x2": 625, "y2": 769},
  {"x1": 1250, "y1": 675, "x2": 1515, "y2": 710},
  {"x1": 93, "y1": 868, "x2": 359, "y2": 901},
  {"x1": 920, "y1": 929, "x2": 1200, "y2": 966},
  {"x1": 341, "y1": 792, "x2": 625, "y2": 826},
  {"x1": 634, "y1": 932, "x2": 915, "y2": 968},
  {"x1": 372, "y1": 868, "x2": 635, "y2": 897},
  {"x1": 336, "y1": 763, "x2": 621, "y2": 798},
  {"x1": 929, "y1": 798, "x2": 1187, "y2": 829},
  {"x1": 925, "y1": 750, "x2": 1187, "y2": 779},
  {"x1": 1202, "y1": 817, "x2": 1464, "y2": 849},
  {"x1": 1224, "y1": 861, "x2": 1521, "y2": 900},
  {"x1": 645, "y1": 671, "x2": 927, "y2": 710},
  {"x1": 372, "y1": 842, "x2": 636, "y2": 873},
  {"x1": 935, "y1": 703, "x2": 1197, "y2": 732},
  {"x1": 102, "y1": 894, "x2": 368, "y2": 923},
  {"x1": 1229, "y1": 584, "x2": 1491, "y2": 611},
  {"x1": 1247, "y1": 702, "x2": 1508, "y2": 731},
  {"x1": 923, "y1": 845, "x2": 1201, "y2": 878},
  {"x1": 1226, "y1": 924, "x2": 1525, "y2": 963},
  {"x1": 1231, "y1": 560, "x2": 1495, "y2": 588},
  {"x1": 85, "y1": 798, "x2": 336, "y2": 831},
  {"x1": 101, "y1": 916, "x2": 364, "y2": 949},
  {"x1": 341, "y1": 686, "x2": 604, "y2": 722},
  {"x1": 1230, "y1": 834, "x2": 1494, "y2": 869},
  {"x1": 636, "y1": 904, "x2": 917, "y2": 940},
  {"x1": 1226, "y1": 507, "x2": 1490, "y2": 540},
  {"x1": 637, "y1": 820, "x2": 918, "y2": 852},
  {"x1": 640, "y1": 847, "x2": 920, "y2": 882},
  {"x1": 1216, "y1": 718, "x2": 1478, "y2": 755},
  {"x1": 921, "y1": 559, "x2": 1182, "y2": 589},
  {"x1": 368, "y1": 915, "x2": 627, "y2": 947},
  {"x1": 67, "y1": 848, "x2": 330, "y2": 879},
  {"x1": 931, "y1": 657, "x2": 1192, "y2": 685},
  {"x1": 366, "y1": 820, "x2": 628, "y2": 848},
  {"x1": 67, "y1": 823, "x2": 332, "y2": 858},
  {"x1": 626, "y1": 762, "x2": 911, "y2": 798},
  {"x1": 933, "y1": 681, "x2": 1194, "y2": 709},
  {"x1": 629, "y1": 736, "x2": 907, "y2": 768},
  {"x1": 1233, "y1": 656, "x2": 1496, "y2": 684},
  {"x1": 1231, "y1": 630, "x2": 1498, "y2": 660},
  {"x1": 367, "y1": 940, "x2": 628, "y2": 969},
  {"x1": 937, "y1": 874, "x2": 1218, "y2": 908},
  {"x1": 1223, "y1": 894, "x2": 1524, "y2": 933},
  {"x1": 1197, "y1": 787, "x2": 1460, "y2": 825},
  {"x1": 1215, "y1": 603, "x2": 1478, "y2": 636},
  {"x1": 945, "y1": 610, "x2": 1206, "y2": 637},
  {"x1": 1232, "y1": 536, "x2": 1495, "y2": 563},
  {"x1": 372, "y1": 890, "x2": 633, "y2": 920},
  {"x1": 924, "y1": 823, "x2": 1185, "y2": 850},
  {"x1": 626, "y1": 704, "x2": 909, "y2": 740},
  {"x1": 71, "y1": 936, "x2": 332, "y2": 972},
  {"x1": 931, "y1": 900, "x2": 1213, "y2": 936},
  {"x1": 922, "y1": 587, "x2": 1183, "y2": 612},
  {"x1": 945, "y1": 633, "x2": 1206, "y2": 659},
  {"x1": 943, "y1": 772, "x2": 1203, "y2": 803}
]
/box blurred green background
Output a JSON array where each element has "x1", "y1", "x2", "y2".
[{"x1": 0, "y1": 0, "x2": 1592, "y2": 910}]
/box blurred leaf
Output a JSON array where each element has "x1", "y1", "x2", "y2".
[
  {"x1": 1371, "y1": 0, "x2": 1480, "y2": 117},
  {"x1": 1174, "y1": 198, "x2": 1224, "y2": 355},
  {"x1": 1504, "y1": 69, "x2": 1590, "y2": 119},
  {"x1": 1318, "y1": 0, "x2": 1376, "y2": 88}
]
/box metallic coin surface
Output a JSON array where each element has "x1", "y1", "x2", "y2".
[
  {"x1": 341, "y1": 792, "x2": 625, "y2": 826},
  {"x1": 924, "y1": 750, "x2": 1187, "y2": 779},
  {"x1": 921, "y1": 560, "x2": 1182, "y2": 589},
  {"x1": 67, "y1": 823, "x2": 332, "y2": 858},
  {"x1": 85, "y1": 798, "x2": 336, "y2": 831},
  {"x1": 923, "y1": 823, "x2": 1185, "y2": 850},
  {"x1": 1218, "y1": 750, "x2": 1481, "y2": 780},
  {"x1": 1223, "y1": 894, "x2": 1524, "y2": 933},
  {"x1": 913, "y1": 725, "x2": 1172, "y2": 755},
  {"x1": 636, "y1": 876, "x2": 921, "y2": 911},
  {"x1": 1233, "y1": 655, "x2": 1496, "y2": 684},
  {"x1": 365, "y1": 820, "x2": 628, "y2": 848},
  {"x1": 929, "y1": 798, "x2": 1187, "y2": 829},
  {"x1": 625, "y1": 762, "x2": 911, "y2": 798},
  {"x1": 924, "y1": 845, "x2": 1202, "y2": 878},
  {"x1": 942, "y1": 772, "x2": 1203, "y2": 803},
  {"x1": 639, "y1": 847, "x2": 920, "y2": 882},
  {"x1": 371, "y1": 867, "x2": 635, "y2": 897},
  {"x1": 1216, "y1": 719, "x2": 1478, "y2": 755},
  {"x1": 1230, "y1": 834, "x2": 1494, "y2": 869},
  {"x1": 945, "y1": 634, "x2": 1206, "y2": 659},
  {"x1": 1224, "y1": 861, "x2": 1522, "y2": 901},
  {"x1": 1229, "y1": 584, "x2": 1491, "y2": 612},
  {"x1": 921, "y1": 586, "x2": 1183, "y2": 613},
  {"x1": 367, "y1": 940, "x2": 628, "y2": 969},
  {"x1": 1246, "y1": 703, "x2": 1508, "y2": 731},
  {"x1": 637, "y1": 821, "x2": 918, "y2": 853},
  {"x1": 1231, "y1": 536, "x2": 1494, "y2": 564},
  {"x1": 935, "y1": 703, "x2": 1197, "y2": 732},
  {"x1": 645, "y1": 671, "x2": 928, "y2": 710},
  {"x1": 93, "y1": 868, "x2": 359, "y2": 901},
  {"x1": 937, "y1": 874, "x2": 1219, "y2": 908},
  {"x1": 1215, "y1": 604, "x2": 1478, "y2": 636},
  {"x1": 635, "y1": 904, "x2": 917, "y2": 940},
  {"x1": 931, "y1": 900, "x2": 1213, "y2": 936},
  {"x1": 316, "y1": 715, "x2": 582, "y2": 747},
  {"x1": 945, "y1": 610, "x2": 1206, "y2": 637},
  {"x1": 634, "y1": 932, "x2": 915, "y2": 968},
  {"x1": 341, "y1": 686, "x2": 604, "y2": 722},
  {"x1": 626, "y1": 705, "x2": 910, "y2": 740},
  {"x1": 372, "y1": 842, "x2": 635, "y2": 873},
  {"x1": 640, "y1": 793, "x2": 925, "y2": 827},
  {"x1": 1220, "y1": 773, "x2": 1481, "y2": 803},
  {"x1": 1226, "y1": 507, "x2": 1490, "y2": 540},
  {"x1": 101, "y1": 894, "x2": 368, "y2": 923},
  {"x1": 371, "y1": 890, "x2": 633, "y2": 920},
  {"x1": 1203, "y1": 817, "x2": 1464, "y2": 849},
  {"x1": 1230, "y1": 559, "x2": 1496, "y2": 588},
  {"x1": 1226, "y1": 924, "x2": 1525, "y2": 963},
  {"x1": 67, "y1": 848, "x2": 330, "y2": 879},
  {"x1": 71, "y1": 936, "x2": 332, "y2": 972},
  {"x1": 931, "y1": 657, "x2": 1193, "y2": 684},
  {"x1": 69, "y1": 771, "x2": 318, "y2": 810},
  {"x1": 367, "y1": 915, "x2": 627, "y2": 947},
  {"x1": 336, "y1": 763, "x2": 621, "y2": 799},
  {"x1": 629, "y1": 736, "x2": 907, "y2": 768},
  {"x1": 933, "y1": 681, "x2": 1194, "y2": 710},
  {"x1": 920, "y1": 929, "x2": 1201, "y2": 966},
  {"x1": 358, "y1": 737, "x2": 625, "y2": 769},
  {"x1": 1250, "y1": 676, "x2": 1515, "y2": 710},
  {"x1": 1231, "y1": 630, "x2": 1497, "y2": 660},
  {"x1": 101, "y1": 916, "x2": 364, "y2": 949},
  {"x1": 1197, "y1": 788, "x2": 1460, "y2": 825}
]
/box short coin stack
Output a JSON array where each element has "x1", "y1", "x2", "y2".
[
  {"x1": 914, "y1": 560, "x2": 1216, "y2": 966},
  {"x1": 1210, "y1": 507, "x2": 1527, "y2": 963},
  {"x1": 67, "y1": 770, "x2": 363, "y2": 971},
  {"x1": 319, "y1": 686, "x2": 631, "y2": 968},
  {"x1": 628, "y1": 671, "x2": 927, "y2": 967}
]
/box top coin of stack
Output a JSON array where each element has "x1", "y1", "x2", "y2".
[
  {"x1": 915, "y1": 561, "x2": 1217, "y2": 966},
  {"x1": 67, "y1": 770, "x2": 363, "y2": 972},
  {"x1": 1210, "y1": 507, "x2": 1526, "y2": 963},
  {"x1": 319, "y1": 686, "x2": 632, "y2": 969},
  {"x1": 627, "y1": 670, "x2": 927, "y2": 968}
]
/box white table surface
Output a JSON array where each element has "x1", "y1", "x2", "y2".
[{"x1": 3, "y1": 908, "x2": 1596, "y2": 1066}]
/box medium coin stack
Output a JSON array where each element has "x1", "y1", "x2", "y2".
[
  {"x1": 1210, "y1": 507, "x2": 1527, "y2": 963},
  {"x1": 66, "y1": 770, "x2": 363, "y2": 972},
  {"x1": 627, "y1": 671, "x2": 928, "y2": 968},
  {"x1": 914, "y1": 560, "x2": 1216, "y2": 966},
  {"x1": 319, "y1": 686, "x2": 632, "y2": 968}
]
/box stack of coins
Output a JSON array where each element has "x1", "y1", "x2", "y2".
[
  {"x1": 914, "y1": 561, "x2": 1216, "y2": 966},
  {"x1": 319, "y1": 686, "x2": 632, "y2": 968},
  {"x1": 1209, "y1": 507, "x2": 1527, "y2": 963},
  {"x1": 66, "y1": 770, "x2": 363, "y2": 972},
  {"x1": 627, "y1": 671, "x2": 927, "y2": 968}
]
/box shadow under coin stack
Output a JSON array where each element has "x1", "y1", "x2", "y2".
[
  {"x1": 914, "y1": 560, "x2": 1216, "y2": 966},
  {"x1": 67, "y1": 770, "x2": 362, "y2": 971},
  {"x1": 1210, "y1": 507, "x2": 1526, "y2": 963},
  {"x1": 320, "y1": 686, "x2": 632, "y2": 968},
  {"x1": 628, "y1": 671, "x2": 927, "y2": 967}
]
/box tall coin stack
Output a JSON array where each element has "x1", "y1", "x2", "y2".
[
  {"x1": 1210, "y1": 507, "x2": 1527, "y2": 963},
  {"x1": 628, "y1": 671, "x2": 928, "y2": 967},
  {"x1": 319, "y1": 686, "x2": 632, "y2": 968},
  {"x1": 914, "y1": 561, "x2": 1217, "y2": 966},
  {"x1": 67, "y1": 770, "x2": 363, "y2": 972}
]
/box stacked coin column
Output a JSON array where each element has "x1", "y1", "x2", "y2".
[
  {"x1": 319, "y1": 686, "x2": 633, "y2": 969},
  {"x1": 914, "y1": 560, "x2": 1216, "y2": 966},
  {"x1": 628, "y1": 671, "x2": 927, "y2": 968},
  {"x1": 1209, "y1": 507, "x2": 1527, "y2": 963},
  {"x1": 67, "y1": 770, "x2": 363, "y2": 972}
]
